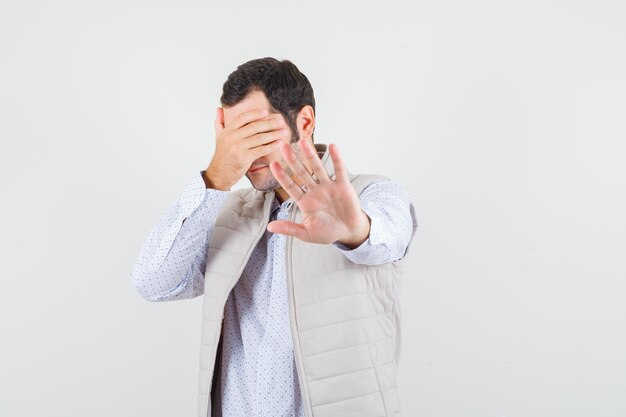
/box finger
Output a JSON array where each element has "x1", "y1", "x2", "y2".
[
  {"x1": 269, "y1": 160, "x2": 305, "y2": 201},
  {"x1": 249, "y1": 140, "x2": 282, "y2": 160},
  {"x1": 214, "y1": 107, "x2": 225, "y2": 135},
  {"x1": 279, "y1": 142, "x2": 318, "y2": 188},
  {"x1": 267, "y1": 220, "x2": 309, "y2": 241},
  {"x1": 244, "y1": 127, "x2": 290, "y2": 149},
  {"x1": 299, "y1": 138, "x2": 330, "y2": 183},
  {"x1": 329, "y1": 143, "x2": 349, "y2": 183},
  {"x1": 237, "y1": 115, "x2": 286, "y2": 140},
  {"x1": 229, "y1": 108, "x2": 270, "y2": 130}
]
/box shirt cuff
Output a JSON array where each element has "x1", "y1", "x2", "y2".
[
  {"x1": 331, "y1": 205, "x2": 382, "y2": 259},
  {"x1": 177, "y1": 171, "x2": 209, "y2": 219},
  {"x1": 178, "y1": 170, "x2": 231, "y2": 220}
]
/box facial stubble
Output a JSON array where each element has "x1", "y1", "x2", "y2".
[{"x1": 246, "y1": 140, "x2": 302, "y2": 192}]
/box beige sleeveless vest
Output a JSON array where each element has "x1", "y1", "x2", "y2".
[{"x1": 197, "y1": 144, "x2": 416, "y2": 417}]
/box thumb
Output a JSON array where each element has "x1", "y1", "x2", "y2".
[{"x1": 267, "y1": 220, "x2": 308, "y2": 241}]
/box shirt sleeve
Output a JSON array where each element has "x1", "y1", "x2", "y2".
[
  {"x1": 130, "y1": 170, "x2": 230, "y2": 302},
  {"x1": 332, "y1": 179, "x2": 416, "y2": 265}
]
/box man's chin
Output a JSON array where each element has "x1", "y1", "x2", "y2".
[{"x1": 246, "y1": 174, "x2": 280, "y2": 192}]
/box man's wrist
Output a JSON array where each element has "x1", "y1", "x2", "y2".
[
  {"x1": 202, "y1": 168, "x2": 231, "y2": 191},
  {"x1": 337, "y1": 211, "x2": 371, "y2": 249}
]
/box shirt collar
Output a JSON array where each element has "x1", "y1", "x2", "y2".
[{"x1": 270, "y1": 195, "x2": 295, "y2": 216}]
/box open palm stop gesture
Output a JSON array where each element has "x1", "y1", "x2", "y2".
[{"x1": 267, "y1": 139, "x2": 371, "y2": 249}]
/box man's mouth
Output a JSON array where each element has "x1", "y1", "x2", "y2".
[{"x1": 248, "y1": 165, "x2": 267, "y2": 174}]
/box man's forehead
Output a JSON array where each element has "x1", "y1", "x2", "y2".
[{"x1": 223, "y1": 90, "x2": 276, "y2": 123}]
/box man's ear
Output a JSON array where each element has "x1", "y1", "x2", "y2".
[{"x1": 297, "y1": 105, "x2": 315, "y2": 140}]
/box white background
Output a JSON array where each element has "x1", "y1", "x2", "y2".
[{"x1": 1, "y1": 1, "x2": 625, "y2": 416}]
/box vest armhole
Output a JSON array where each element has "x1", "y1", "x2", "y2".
[{"x1": 349, "y1": 173, "x2": 390, "y2": 195}]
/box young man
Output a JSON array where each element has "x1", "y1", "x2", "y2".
[{"x1": 131, "y1": 57, "x2": 417, "y2": 417}]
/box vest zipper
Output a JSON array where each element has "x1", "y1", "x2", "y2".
[{"x1": 286, "y1": 203, "x2": 313, "y2": 417}]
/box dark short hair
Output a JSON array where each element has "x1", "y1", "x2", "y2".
[{"x1": 220, "y1": 57, "x2": 316, "y2": 142}]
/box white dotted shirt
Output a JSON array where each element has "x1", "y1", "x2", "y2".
[{"x1": 131, "y1": 170, "x2": 415, "y2": 417}]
